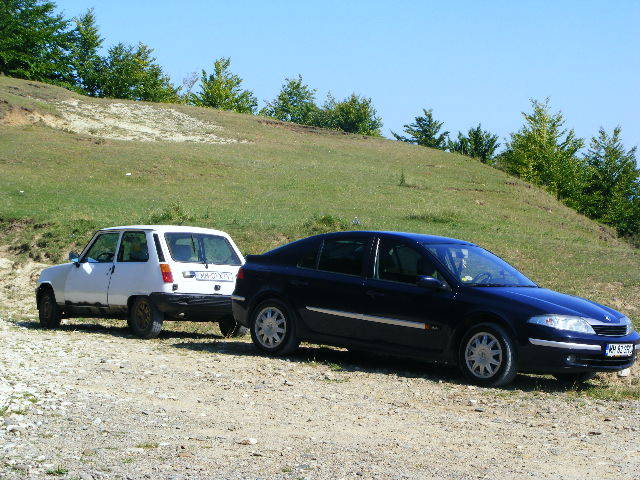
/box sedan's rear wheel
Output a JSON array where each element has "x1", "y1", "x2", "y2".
[
  {"x1": 459, "y1": 323, "x2": 517, "y2": 387},
  {"x1": 250, "y1": 299, "x2": 299, "y2": 355},
  {"x1": 129, "y1": 297, "x2": 163, "y2": 339}
]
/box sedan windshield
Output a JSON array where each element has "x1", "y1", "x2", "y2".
[{"x1": 423, "y1": 244, "x2": 536, "y2": 287}]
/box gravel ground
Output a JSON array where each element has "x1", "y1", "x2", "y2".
[{"x1": 1, "y1": 257, "x2": 639, "y2": 480}]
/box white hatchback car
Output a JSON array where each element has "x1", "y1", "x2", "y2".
[{"x1": 36, "y1": 225, "x2": 246, "y2": 338}]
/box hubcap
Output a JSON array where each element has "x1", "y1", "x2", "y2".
[
  {"x1": 135, "y1": 301, "x2": 151, "y2": 330},
  {"x1": 465, "y1": 332, "x2": 503, "y2": 379},
  {"x1": 255, "y1": 307, "x2": 286, "y2": 348}
]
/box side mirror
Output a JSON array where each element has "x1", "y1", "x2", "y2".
[
  {"x1": 69, "y1": 252, "x2": 80, "y2": 266},
  {"x1": 417, "y1": 276, "x2": 447, "y2": 290}
]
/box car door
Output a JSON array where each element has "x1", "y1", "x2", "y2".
[
  {"x1": 296, "y1": 234, "x2": 372, "y2": 339},
  {"x1": 107, "y1": 230, "x2": 154, "y2": 307},
  {"x1": 362, "y1": 236, "x2": 454, "y2": 354},
  {"x1": 65, "y1": 231, "x2": 121, "y2": 306}
]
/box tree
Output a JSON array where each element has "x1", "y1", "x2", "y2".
[
  {"x1": 99, "y1": 42, "x2": 178, "y2": 102},
  {"x1": 499, "y1": 98, "x2": 584, "y2": 202},
  {"x1": 578, "y1": 127, "x2": 639, "y2": 237},
  {"x1": 392, "y1": 109, "x2": 449, "y2": 149},
  {"x1": 317, "y1": 93, "x2": 382, "y2": 136},
  {"x1": 260, "y1": 75, "x2": 318, "y2": 124},
  {"x1": 448, "y1": 124, "x2": 500, "y2": 164},
  {"x1": 70, "y1": 8, "x2": 102, "y2": 96},
  {"x1": 190, "y1": 57, "x2": 257, "y2": 114},
  {"x1": 0, "y1": 0, "x2": 74, "y2": 84}
]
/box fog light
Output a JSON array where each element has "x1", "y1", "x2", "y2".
[{"x1": 566, "y1": 355, "x2": 575, "y2": 363}]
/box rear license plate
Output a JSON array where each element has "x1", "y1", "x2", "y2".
[
  {"x1": 605, "y1": 343, "x2": 633, "y2": 357},
  {"x1": 194, "y1": 271, "x2": 234, "y2": 282}
]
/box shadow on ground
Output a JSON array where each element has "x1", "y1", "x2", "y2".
[
  {"x1": 15, "y1": 319, "x2": 222, "y2": 341},
  {"x1": 12, "y1": 317, "x2": 607, "y2": 395},
  {"x1": 173, "y1": 338, "x2": 584, "y2": 394}
]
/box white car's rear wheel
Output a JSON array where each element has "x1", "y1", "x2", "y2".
[{"x1": 129, "y1": 297, "x2": 163, "y2": 339}]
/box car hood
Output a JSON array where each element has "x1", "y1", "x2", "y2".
[{"x1": 472, "y1": 287, "x2": 623, "y2": 323}]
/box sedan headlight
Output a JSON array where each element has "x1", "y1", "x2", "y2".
[
  {"x1": 620, "y1": 316, "x2": 634, "y2": 335},
  {"x1": 528, "y1": 315, "x2": 596, "y2": 334}
]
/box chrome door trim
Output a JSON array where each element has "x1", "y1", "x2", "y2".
[
  {"x1": 230, "y1": 295, "x2": 246, "y2": 302},
  {"x1": 306, "y1": 306, "x2": 424, "y2": 329}
]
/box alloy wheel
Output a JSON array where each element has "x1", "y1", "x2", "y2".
[
  {"x1": 464, "y1": 332, "x2": 503, "y2": 379},
  {"x1": 254, "y1": 306, "x2": 287, "y2": 348}
]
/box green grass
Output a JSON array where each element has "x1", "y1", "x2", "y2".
[
  {"x1": 0, "y1": 76, "x2": 638, "y2": 327},
  {"x1": 46, "y1": 466, "x2": 68, "y2": 476},
  {"x1": 135, "y1": 442, "x2": 159, "y2": 449}
]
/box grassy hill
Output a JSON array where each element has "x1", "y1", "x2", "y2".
[{"x1": 0, "y1": 75, "x2": 638, "y2": 325}]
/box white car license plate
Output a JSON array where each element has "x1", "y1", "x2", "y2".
[
  {"x1": 194, "y1": 271, "x2": 234, "y2": 282},
  {"x1": 605, "y1": 343, "x2": 633, "y2": 357}
]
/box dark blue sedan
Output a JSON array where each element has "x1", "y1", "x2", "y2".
[{"x1": 231, "y1": 231, "x2": 639, "y2": 386}]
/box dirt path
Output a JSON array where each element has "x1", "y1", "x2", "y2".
[{"x1": 1, "y1": 258, "x2": 639, "y2": 479}]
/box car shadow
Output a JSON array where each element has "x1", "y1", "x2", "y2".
[
  {"x1": 15, "y1": 320, "x2": 222, "y2": 341},
  {"x1": 173, "y1": 339, "x2": 599, "y2": 394}
]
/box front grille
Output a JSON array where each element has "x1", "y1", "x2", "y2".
[{"x1": 592, "y1": 325, "x2": 627, "y2": 336}]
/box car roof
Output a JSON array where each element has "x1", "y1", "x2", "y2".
[
  {"x1": 100, "y1": 225, "x2": 230, "y2": 236},
  {"x1": 316, "y1": 230, "x2": 474, "y2": 245}
]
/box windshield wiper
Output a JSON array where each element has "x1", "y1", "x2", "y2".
[{"x1": 190, "y1": 235, "x2": 209, "y2": 269}]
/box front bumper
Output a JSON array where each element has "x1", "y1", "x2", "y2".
[
  {"x1": 520, "y1": 336, "x2": 639, "y2": 373},
  {"x1": 149, "y1": 292, "x2": 232, "y2": 321}
]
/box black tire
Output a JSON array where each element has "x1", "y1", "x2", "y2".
[
  {"x1": 459, "y1": 323, "x2": 518, "y2": 387},
  {"x1": 249, "y1": 299, "x2": 299, "y2": 355},
  {"x1": 129, "y1": 297, "x2": 163, "y2": 339},
  {"x1": 218, "y1": 317, "x2": 248, "y2": 338},
  {"x1": 37, "y1": 288, "x2": 62, "y2": 329},
  {"x1": 553, "y1": 372, "x2": 597, "y2": 385}
]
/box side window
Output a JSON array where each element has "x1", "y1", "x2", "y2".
[
  {"x1": 317, "y1": 238, "x2": 367, "y2": 276},
  {"x1": 117, "y1": 231, "x2": 149, "y2": 262},
  {"x1": 296, "y1": 240, "x2": 320, "y2": 269},
  {"x1": 375, "y1": 238, "x2": 441, "y2": 284},
  {"x1": 83, "y1": 233, "x2": 120, "y2": 264}
]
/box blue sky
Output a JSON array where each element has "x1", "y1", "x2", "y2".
[{"x1": 55, "y1": 0, "x2": 640, "y2": 152}]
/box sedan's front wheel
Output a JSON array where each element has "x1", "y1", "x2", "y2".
[
  {"x1": 250, "y1": 299, "x2": 299, "y2": 355},
  {"x1": 459, "y1": 323, "x2": 518, "y2": 387}
]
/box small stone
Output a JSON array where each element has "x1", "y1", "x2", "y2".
[
  {"x1": 588, "y1": 431, "x2": 602, "y2": 436},
  {"x1": 238, "y1": 437, "x2": 257, "y2": 445},
  {"x1": 467, "y1": 399, "x2": 478, "y2": 406},
  {"x1": 283, "y1": 379, "x2": 294, "y2": 386},
  {"x1": 474, "y1": 408, "x2": 485, "y2": 413},
  {"x1": 617, "y1": 369, "x2": 630, "y2": 377}
]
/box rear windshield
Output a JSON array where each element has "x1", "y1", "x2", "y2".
[{"x1": 165, "y1": 233, "x2": 241, "y2": 266}]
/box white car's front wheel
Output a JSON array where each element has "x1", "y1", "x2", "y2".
[{"x1": 37, "y1": 288, "x2": 62, "y2": 329}]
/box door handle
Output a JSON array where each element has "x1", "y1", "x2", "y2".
[
  {"x1": 366, "y1": 289, "x2": 385, "y2": 298},
  {"x1": 289, "y1": 279, "x2": 309, "y2": 287}
]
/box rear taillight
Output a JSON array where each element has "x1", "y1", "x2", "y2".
[
  {"x1": 236, "y1": 267, "x2": 245, "y2": 280},
  {"x1": 160, "y1": 263, "x2": 173, "y2": 283}
]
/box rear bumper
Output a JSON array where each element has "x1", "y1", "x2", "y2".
[
  {"x1": 519, "y1": 337, "x2": 639, "y2": 373},
  {"x1": 149, "y1": 292, "x2": 231, "y2": 321},
  {"x1": 231, "y1": 295, "x2": 250, "y2": 327}
]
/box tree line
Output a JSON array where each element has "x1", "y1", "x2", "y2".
[{"x1": 1, "y1": 0, "x2": 638, "y2": 243}]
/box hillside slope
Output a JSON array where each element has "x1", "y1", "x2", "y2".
[{"x1": 0, "y1": 76, "x2": 638, "y2": 322}]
